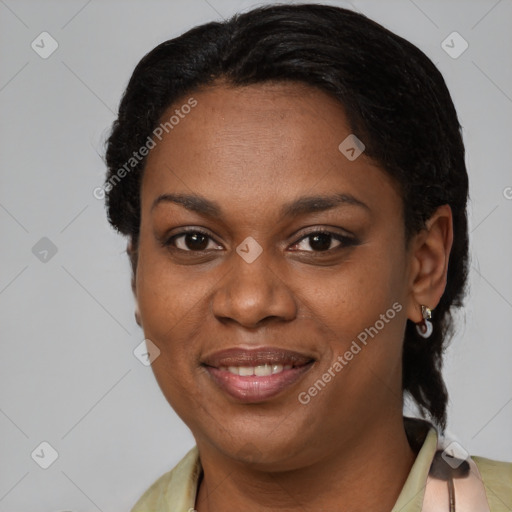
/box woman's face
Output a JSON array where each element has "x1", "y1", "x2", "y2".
[{"x1": 135, "y1": 82, "x2": 417, "y2": 469}]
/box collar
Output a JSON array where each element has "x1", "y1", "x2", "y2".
[{"x1": 392, "y1": 417, "x2": 439, "y2": 511}]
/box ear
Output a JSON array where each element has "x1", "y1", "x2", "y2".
[
  {"x1": 406, "y1": 204, "x2": 454, "y2": 323},
  {"x1": 127, "y1": 240, "x2": 142, "y2": 328}
]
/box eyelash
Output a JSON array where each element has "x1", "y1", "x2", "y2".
[{"x1": 161, "y1": 227, "x2": 358, "y2": 254}]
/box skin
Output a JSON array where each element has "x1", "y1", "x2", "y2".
[{"x1": 132, "y1": 82, "x2": 453, "y2": 511}]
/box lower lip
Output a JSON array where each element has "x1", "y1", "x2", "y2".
[{"x1": 204, "y1": 363, "x2": 314, "y2": 403}]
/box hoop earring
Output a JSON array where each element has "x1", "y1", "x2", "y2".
[{"x1": 416, "y1": 305, "x2": 433, "y2": 338}]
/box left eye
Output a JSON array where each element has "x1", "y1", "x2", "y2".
[{"x1": 290, "y1": 231, "x2": 354, "y2": 252}]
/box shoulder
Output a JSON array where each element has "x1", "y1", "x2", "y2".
[
  {"x1": 131, "y1": 446, "x2": 200, "y2": 512},
  {"x1": 472, "y1": 455, "x2": 512, "y2": 510}
]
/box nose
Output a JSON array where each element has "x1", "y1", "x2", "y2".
[{"x1": 211, "y1": 251, "x2": 298, "y2": 329}]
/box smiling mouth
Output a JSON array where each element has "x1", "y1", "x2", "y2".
[
  {"x1": 218, "y1": 363, "x2": 294, "y2": 376},
  {"x1": 201, "y1": 347, "x2": 315, "y2": 403}
]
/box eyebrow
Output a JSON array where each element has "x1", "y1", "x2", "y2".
[{"x1": 151, "y1": 192, "x2": 370, "y2": 218}]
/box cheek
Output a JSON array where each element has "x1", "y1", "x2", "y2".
[
  {"x1": 305, "y1": 245, "x2": 407, "y2": 379},
  {"x1": 296, "y1": 269, "x2": 407, "y2": 422},
  {"x1": 136, "y1": 232, "x2": 205, "y2": 337},
  {"x1": 311, "y1": 250, "x2": 404, "y2": 331},
  {"x1": 135, "y1": 243, "x2": 205, "y2": 382},
  {"x1": 135, "y1": 252, "x2": 209, "y2": 420}
]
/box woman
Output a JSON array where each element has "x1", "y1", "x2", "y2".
[{"x1": 103, "y1": 4, "x2": 511, "y2": 511}]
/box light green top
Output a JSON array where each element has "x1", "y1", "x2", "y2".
[{"x1": 131, "y1": 422, "x2": 512, "y2": 511}]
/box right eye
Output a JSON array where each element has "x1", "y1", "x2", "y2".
[{"x1": 162, "y1": 229, "x2": 224, "y2": 253}]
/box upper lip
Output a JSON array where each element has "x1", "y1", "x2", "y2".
[{"x1": 201, "y1": 347, "x2": 315, "y2": 368}]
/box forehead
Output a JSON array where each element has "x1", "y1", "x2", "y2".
[
  {"x1": 140, "y1": 82, "x2": 400, "y2": 221},
  {"x1": 157, "y1": 82, "x2": 348, "y2": 163}
]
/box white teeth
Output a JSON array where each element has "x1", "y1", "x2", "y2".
[
  {"x1": 271, "y1": 364, "x2": 283, "y2": 374},
  {"x1": 222, "y1": 364, "x2": 292, "y2": 376},
  {"x1": 254, "y1": 364, "x2": 272, "y2": 376}
]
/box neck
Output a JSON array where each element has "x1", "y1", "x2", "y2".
[{"x1": 194, "y1": 414, "x2": 417, "y2": 512}]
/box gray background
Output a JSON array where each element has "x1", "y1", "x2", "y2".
[{"x1": 1, "y1": 0, "x2": 511, "y2": 510}]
